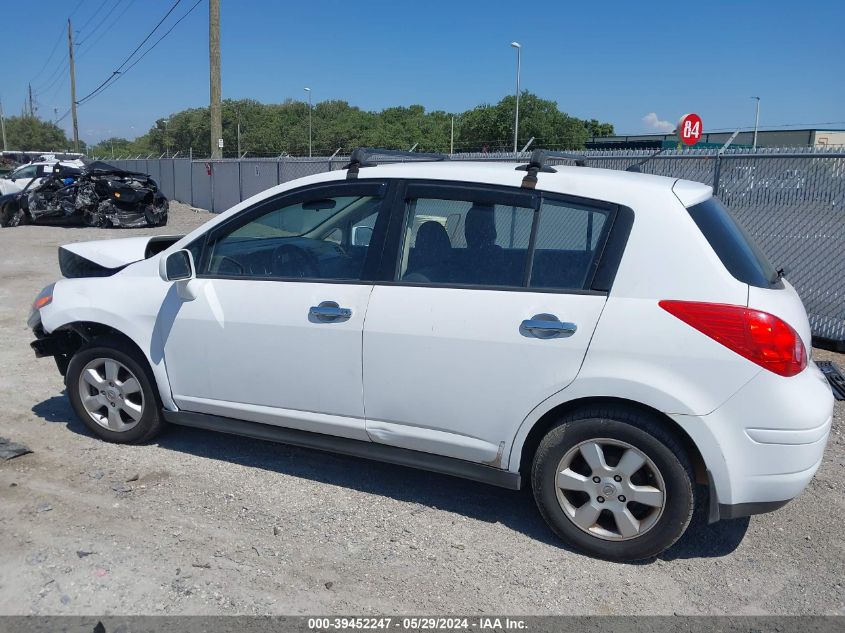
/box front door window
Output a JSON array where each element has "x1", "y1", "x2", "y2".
[{"x1": 200, "y1": 190, "x2": 386, "y2": 281}]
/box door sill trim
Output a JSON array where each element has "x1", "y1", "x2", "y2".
[{"x1": 163, "y1": 410, "x2": 522, "y2": 490}]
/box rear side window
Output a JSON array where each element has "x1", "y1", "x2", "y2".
[{"x1": 687, "y1": 197, "x2": 779, "y2": 288}]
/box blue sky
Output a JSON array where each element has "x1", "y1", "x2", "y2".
[{"x1": 4, "y1": 0, "x2": 844, "y2": 144}]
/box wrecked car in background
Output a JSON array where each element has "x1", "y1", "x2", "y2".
[
  {"x1": 0, "y1": 159, "x2": 86, "y2": 196},
  {"x1": 0, "y1": 161, "x2": 168, "y2": 228}
]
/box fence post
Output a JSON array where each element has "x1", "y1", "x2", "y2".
[
  {"x1": 189, "y1": 147, "x2": 194, "y2": 207},
  {"x1": 712, "y1": 154, "x2": 722, "y2": 196}
]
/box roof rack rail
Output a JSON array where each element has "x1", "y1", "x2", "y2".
[
  {"x1": 515, "y1": 149, "x2": 587, "y2": 189},
  {"x1": 344, "y1": 147, "x2": 449, "y2": 179}
]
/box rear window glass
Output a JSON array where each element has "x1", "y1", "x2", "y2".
[{"x1": 686, "y1": 197, "x2": 779, "y2": 288}]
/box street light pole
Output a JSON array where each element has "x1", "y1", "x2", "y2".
[
  {"x1": 304, "y1": 87, "x2": 312, "y2": 157},
  {"x1": 751, "y1": 96, "x2": 760, "y2": 150},
  {"x1": 163, "y1": 118, "x2": 170, "y2": 158},
  {"x1": 511, "y1": 42, "x2": 521, "y2": 154}
]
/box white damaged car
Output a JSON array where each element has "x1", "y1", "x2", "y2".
[{"x1": 28, "y1": 149, "x2": 833, "y2": 560}]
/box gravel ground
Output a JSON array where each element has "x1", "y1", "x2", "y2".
[{"x1": 0, "y1": 202, "x2": 843, "y2": 615}]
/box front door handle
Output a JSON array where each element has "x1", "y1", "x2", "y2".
[
  {"x1": 309, "y1": 301, "x2": 352, "y2": 322},
  {"x1": 520, "y1": 314, "x2": 577, "y2": 339}
]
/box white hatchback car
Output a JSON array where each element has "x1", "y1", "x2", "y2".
[{"x1": 29, "y1": 149, "x2": 834, "y2": 560}]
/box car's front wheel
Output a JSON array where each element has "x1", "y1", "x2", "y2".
[
  {"x1": 66, "y1": 337, "x2": 165, "y2": 444},
  {"x1": 0, "y1": 203, "x2": 28, "y2": 227},
  {"x1": 531, "y1": 407, "x2": 695, "y2": 561}
]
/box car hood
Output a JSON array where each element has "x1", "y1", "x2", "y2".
[
  {"x1": 59, "y1": 235, "x2": 183, "y2": 277},
  {"x1": 62, "y1": 236, "x2": 159, "y2": 268}
]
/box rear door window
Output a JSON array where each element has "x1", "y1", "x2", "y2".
[
  {"x1": 399, "y1": 196, "x2": 534, "y2": 287},
  {"x1": 394, "y1": 183, "x2": 618, "y2": 292},
  {"x1": 530, "y1": 199, "x2": 612, "y2": 290},
  {"x1": 687, "y1": 197, "x2": 779, "y2": 288}
]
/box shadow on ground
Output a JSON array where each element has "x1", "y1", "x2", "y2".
[{"x1": 33, "y1": 393, "x2": 749, "y2": 562}]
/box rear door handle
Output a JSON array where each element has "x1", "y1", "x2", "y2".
[
  {"x1": 520, "y1": 314, "x2": 577, "y2": 339},
  {"x1": 309, "y1": 301, "x2": 352, "y2": 322}
]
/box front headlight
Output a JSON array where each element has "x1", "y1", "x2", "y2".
[
  {"x1": 28, "y1": 283, "x2": 55, "y2": 329},
  {"x1": 32, "y1": 283, "x2": 55, "y2": 310}
]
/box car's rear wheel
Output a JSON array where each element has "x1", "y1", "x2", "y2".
[
  {"x1": 531, "y1": 407, "x2": 695, "y2": 561},
  {"x1": 66, "y1": 337, "x2": 164, "y2": 444}
]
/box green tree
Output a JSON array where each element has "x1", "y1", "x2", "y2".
[
  {"x1": 118, "y1": 92, "x2": 613, "y2": 158},
  {"x1": 584, "y1": 119, "x2": 615, "y2": 138},
  {"x1": 459, "y1": 93, "x2": 591, "y2": 152},
  {"x1": 4, "y1": 116, "x2": 74, "y2": 151}
]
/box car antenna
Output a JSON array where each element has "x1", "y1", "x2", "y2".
[
  {"x1": 625, "y1": 146, "x2": 669, "y2": 173},
  {"x1": 516, "y1": 149, "x2": 587, "y2": 189},
  {"x1": 344, "y1": 147, "x2": 449, "y2": 180}
]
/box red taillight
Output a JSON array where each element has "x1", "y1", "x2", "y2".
[{"x1": 659, "y1": 300, "x2": 807, "y2": 377}]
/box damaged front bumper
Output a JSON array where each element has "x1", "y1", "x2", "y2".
[
  {"x1": 29, "y1": 317, "x2": 77, "y2": 377},
  {"x1": 87, "y1": 197, "x2": 169, "y2": 228}
]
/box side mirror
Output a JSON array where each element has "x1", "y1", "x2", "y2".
[{"x1": 159, "y1": 249, "x2": 195, "y2": 282}]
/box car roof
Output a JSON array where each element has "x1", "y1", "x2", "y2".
[{"x1": 285, "y1": 160, "x2": 712, "y2": 208}]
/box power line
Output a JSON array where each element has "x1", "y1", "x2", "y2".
[
  {"x1": 30, "y1": 24, "x2": 67, "y2": 84},
  {"x1": 74, "y1": 0, "x2": 184, "y2": 106},
  {"x1": 76, "y1": 0, "x2": 203, "y2": 108},
  {"x1": 76, "y1": 0, "x2": 134, "y2": 60},
  {"x1": 75, "y1": 0, "x2": 109, "y2": 37},
  {"x1": 36, "y1": 60, "x2": 70, "y2": 96},
  {"x1": 77, "y1": 0, "x2": 125, "y2": 46},
  {"x1": 70, "y1": 0, "x2": 86, "y2": 20},
  {"x1": 34, "y1": 49, "x2": 70, "y2": 92}
]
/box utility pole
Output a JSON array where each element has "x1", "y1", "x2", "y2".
[
  {"x1": 304, "y1": 87, "x2": 312, "y2": 157},
  {"x1": 751, "y1": 96, "x2": 760, "y2": 150},
  {"x1": 0, "y1": 99, "x2": 7, "y2": 151},
  {"x1": 67, "y1": 19, "x2": 79, "y2": 151},
  {"x1": 209, "y1": 0, "x2": 222, "y2": 159},
  {"x1": 450, "y1": 115, "x2": 454, "y2": 155},
  {"x1": 28, "y1": 84, "x2": 35, "y2": 117},
  {"x1": 236, "y1": 117, "x2": 241, "y2": 157},
  {"x1": 510, "y1": 42, "x2": 521, "y2": 154}
]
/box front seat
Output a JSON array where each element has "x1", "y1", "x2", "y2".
[
  {"x1": 404, "y1": 221, "x2": 452, "y2": 282},
  {"x1": 462, "y1": 204, "x2": 505, "y2": 285}
]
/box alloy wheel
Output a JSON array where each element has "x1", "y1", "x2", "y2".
[
  {"x1": 554, "y1": 438, "x2": 666, "y2": 541},
  {"x1": 77, "y1": 357, "x2": 145, "y2": 432}
]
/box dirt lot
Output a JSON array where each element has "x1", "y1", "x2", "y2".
[{"x1": 0, "y1": 203, "x2": 843, "y2": 615}]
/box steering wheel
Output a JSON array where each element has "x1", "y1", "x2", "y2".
[{"x1": 271, "y1": 244, "x2": 320, "y2": 278}]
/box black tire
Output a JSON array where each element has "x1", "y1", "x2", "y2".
[
  {"x1": 0, "y1": 203, "x2": 27, "y2": 227},
  {"x1": 66, "y1": 336, "x2": 165, "y2": 444},
  {"x1": 145, "y1": 204, "x2": 168, "y2": 227},
  {"x1": 531, "y1": 406, "x2": 695, "y2": 561},
  {"x1": 83, "y1": 208, "x2": 105, "y2": 227}
]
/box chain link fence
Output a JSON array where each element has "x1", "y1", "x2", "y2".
[{"x1": 106, "y1": 148, "x2": 845, "y2": 347}]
